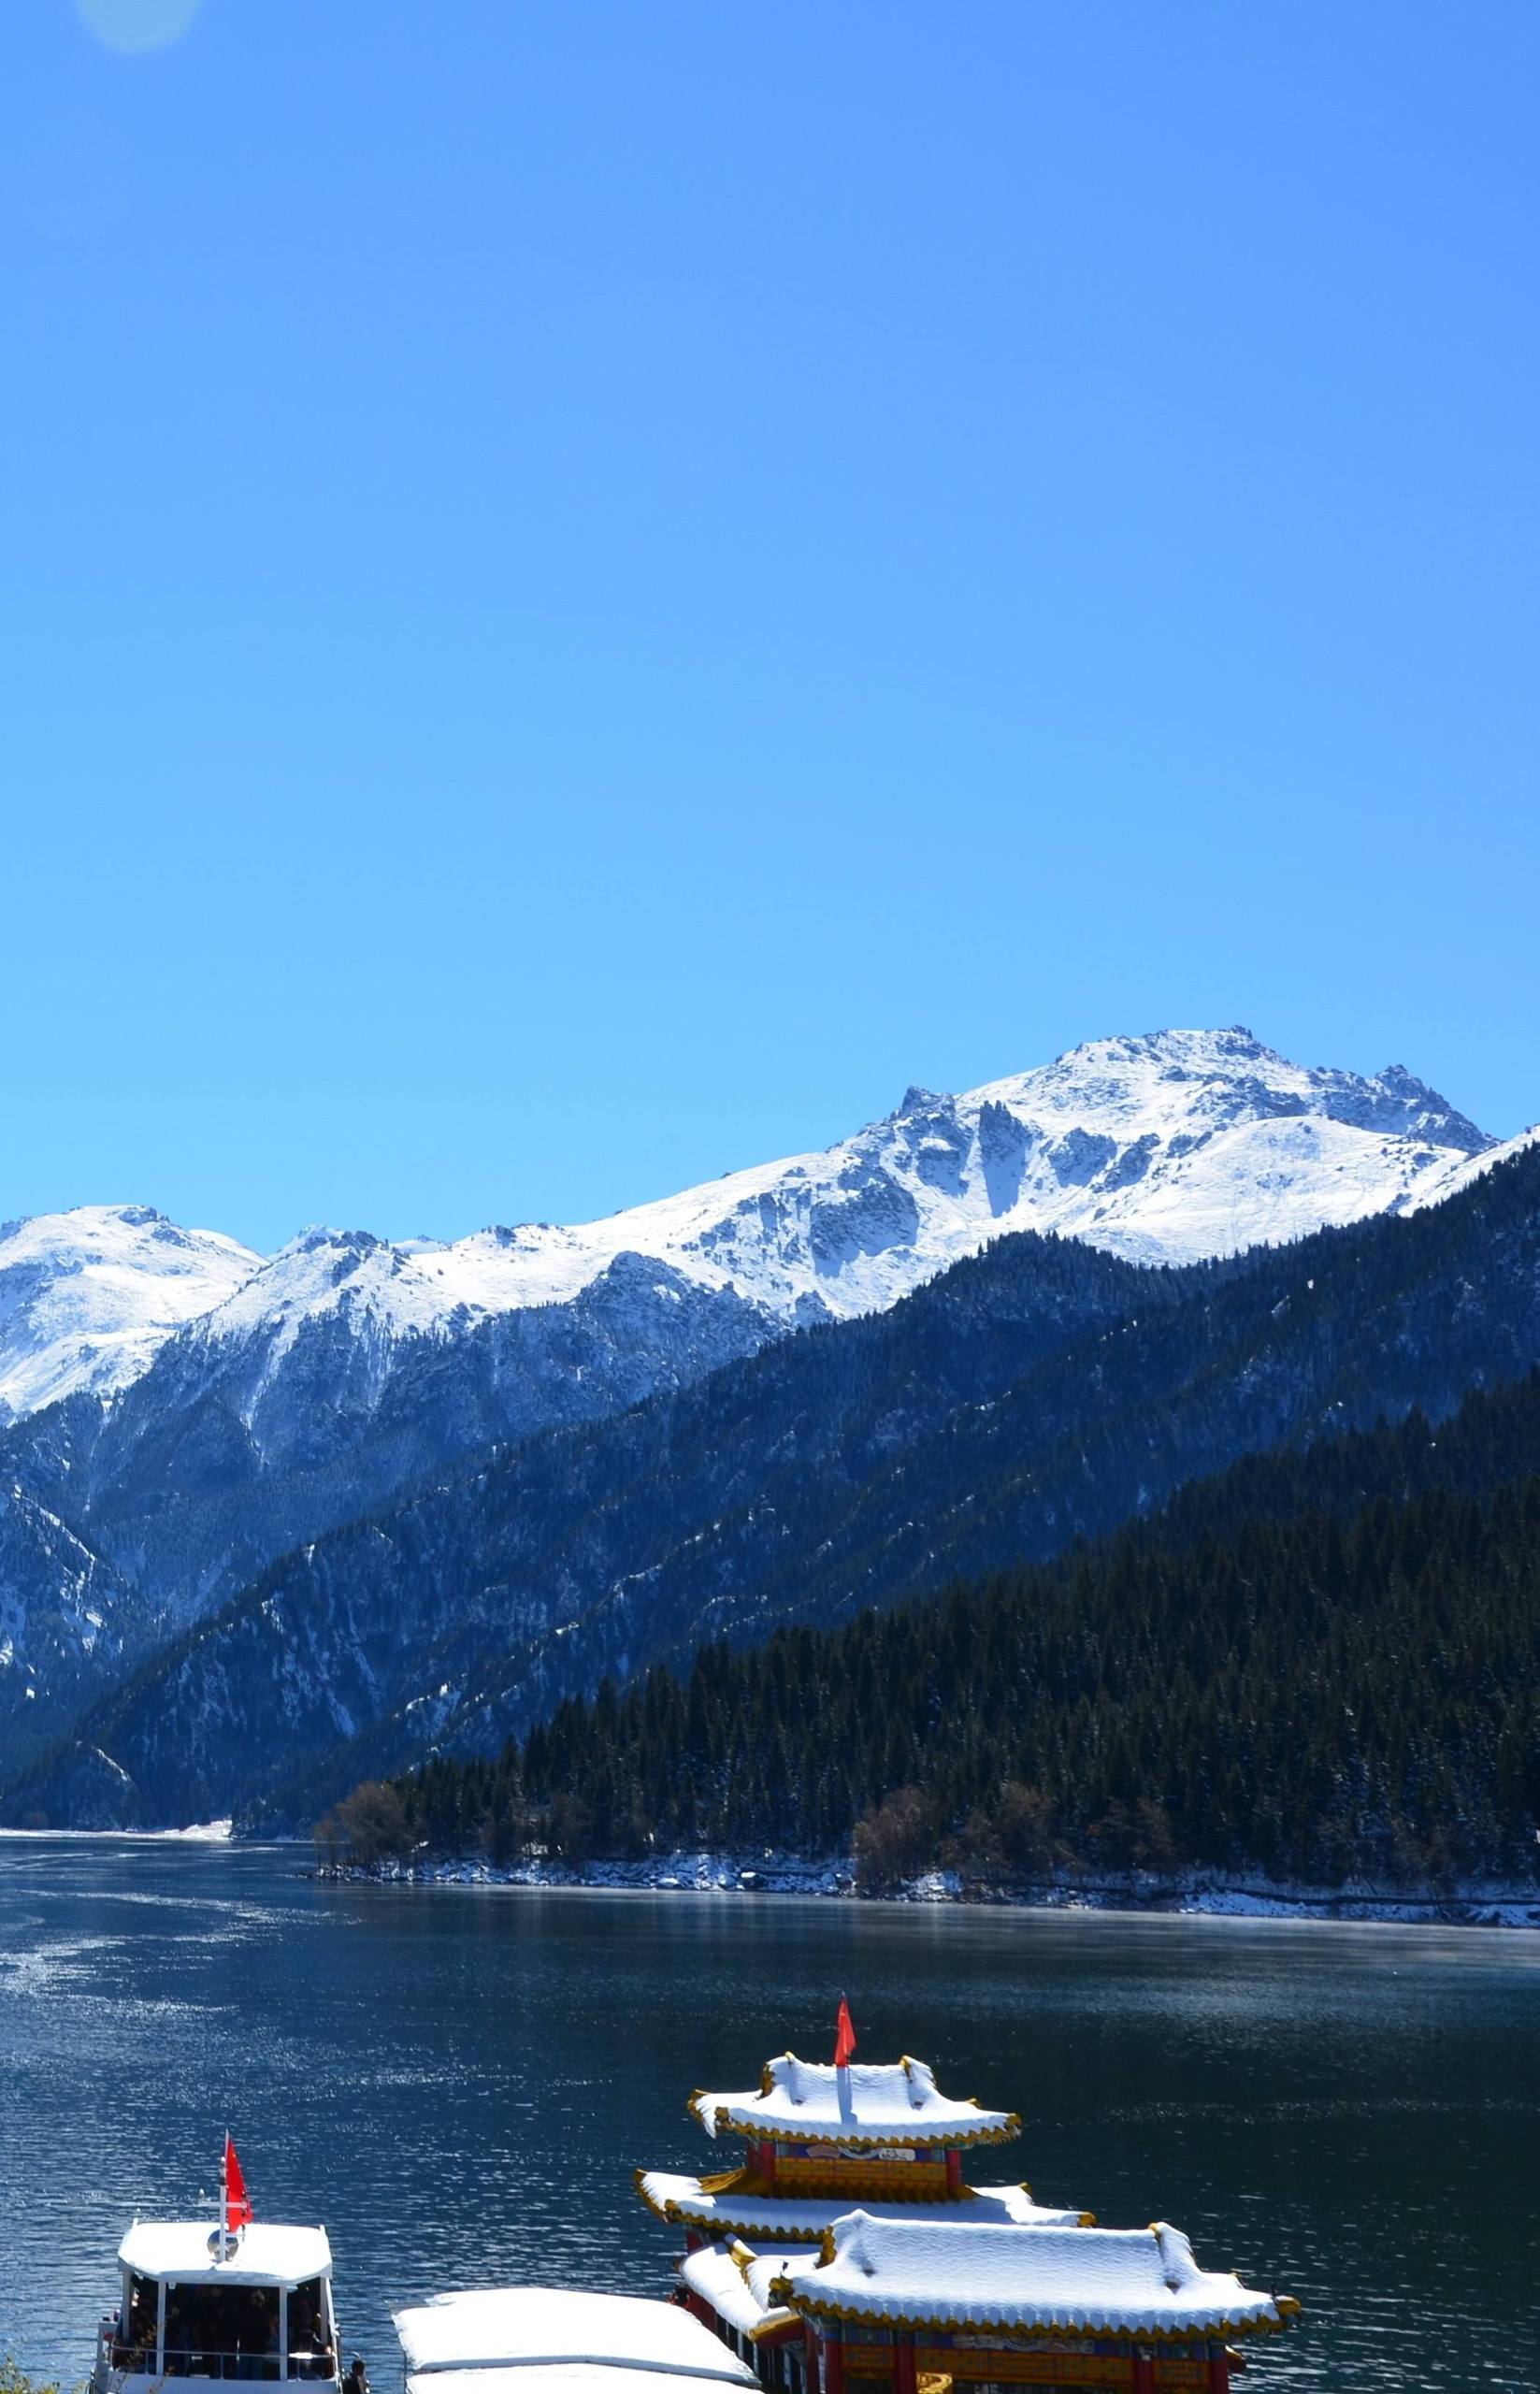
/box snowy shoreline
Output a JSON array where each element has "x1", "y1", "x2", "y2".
[
  {"x1": 0, "y1": 1818, "x2": 234, "y2": 1842},
  {"x1": 319, "y1": 1849, "x2": 1540, "y2": 1929}
]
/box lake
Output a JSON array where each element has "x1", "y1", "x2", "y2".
[{"x1": 0, "y1": 1840, "x2": 1535, "y2": 2393}]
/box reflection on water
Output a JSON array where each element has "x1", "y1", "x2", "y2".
[{"x1": 0, "y1": 1841, "x2": 1536, "y2": 2393}]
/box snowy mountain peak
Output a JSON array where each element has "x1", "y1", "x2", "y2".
[
  {"x1": 0, "y1": 1205, "x2": 262, "y2": 1420},
  {"x1": 0, "y1": 1031, "x2": 1510, "y2": 1425},
  {"x1": 975, "y1": 1025, "x2": 1492, "y2": 1159}
]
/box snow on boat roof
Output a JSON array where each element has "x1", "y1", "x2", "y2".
[
  {"x1": 773, "y1": 2214, "x2": 1299, "y2": 2343},
  {"x1": 677, "y1": 2246, "x2": 813, "y2": 2342},
  {"x1": 406, "y1": 2371, "x2": 755, "y2": 2394},
  {"x1": 691, "y1": 2056, "x2": 1017, "y2": 2148},
  {"x1": 117, "y1": 2224, "x2": 332, "y2": 2287},
  {"x1": 638, "y1": 2171, "x2": 1091, "y2": 2240},
  {"x1": 394, "y1": 2290, "x2": 756, "y2": 2385}
]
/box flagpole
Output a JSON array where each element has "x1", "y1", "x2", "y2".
[
  {"x1": 834, "y1": 1994, "x2": 856, "y2": 2127},
  {"x1": 220, "y1": 2137, "x2": 229, "y2": 2260}
]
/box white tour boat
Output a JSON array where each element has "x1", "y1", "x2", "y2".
[{"x1": 92, "y1": 2142, "x2": 343, "y2": 2393}]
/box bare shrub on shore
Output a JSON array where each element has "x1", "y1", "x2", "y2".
[{"x1": 312, "y1": 1779, "x2": 411, "y2": 1867}]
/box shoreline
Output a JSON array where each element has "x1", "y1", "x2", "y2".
[
  {"x1": 0, "y1": 1818, "x2": 234, "y2": 1842},
  {"x1": 316, "y1": 1848, "x2": 1540, "y2": 1929}
]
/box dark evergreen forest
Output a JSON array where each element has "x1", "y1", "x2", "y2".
[{"x1": 347, "y1": 1371, "x2": 1540, "y2": 1892}]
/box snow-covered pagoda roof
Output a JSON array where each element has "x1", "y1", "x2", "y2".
[
  {"x1": 117, "y1": 2223, "x2": 332, "y2": 2288},
  {"x1": 638, "y1": 2170, "x2": 1091, "y2": 2242},
  {"x1": 677, "y1": 2245, "x2": 814, "y2": 2342},
  {"x1": 394, "y1": 2289, "x2": 756, "y2": 2387},
  {"x1": 690, "y1": 2056, "x2": 1018, "y2": 2149},
  {"x1": 772, "y1": 2214, "x2": 1301, "y2": 2344}
]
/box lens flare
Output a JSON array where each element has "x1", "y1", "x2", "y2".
[{"x1": 77, "y1": 0, "x2": 204, "y2": 53}]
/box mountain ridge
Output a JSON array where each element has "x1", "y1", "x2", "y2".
[
  {"x1": 1, "y1": 1026, "x2": 1513, "y2": 1427},
  {"x1": 1, "y1": 1025, "x2": 1533, "y2": 1811},
  {"x1": 10, "y1": 1133, "x2": 1540, "y2": 1833}
]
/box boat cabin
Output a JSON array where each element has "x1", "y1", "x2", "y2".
[{"x1": 94, "y1": 2222, "x2": 340, "y2": 2388}]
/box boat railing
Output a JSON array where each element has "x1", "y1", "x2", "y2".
[{"x1": 98, "y1": 2345, "x2": 338, "y2": 2386}]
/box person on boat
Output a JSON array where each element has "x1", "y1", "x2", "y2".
[
  {"x1": 237, "y1": 2293, "x2": 276, "y2": 2381},
  {"x1": 288, "y1": 2294, "x2": 321, "y2": 2379},
  {"x1": 307, "y1": 2312, "x2": 337, "y2": 2382},
  {"x1": 345, "y1": 2355, "x2": 369, "y2": 2394}
]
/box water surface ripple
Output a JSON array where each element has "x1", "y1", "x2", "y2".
[{"x1": 1, "y1": 1842, "x2": 1536, "y2": 2392}]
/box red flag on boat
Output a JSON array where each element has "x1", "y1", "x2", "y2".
[
  {"x1": 224, "y1": 2135, "x2": 252, "y2": 2231},
  {"x1": 834, "y1": 1996, "x2": 857, "y2": 2070}
]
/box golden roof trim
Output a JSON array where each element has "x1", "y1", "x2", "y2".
[
  {"x1": 746, "y1": 2314, "x2": 801, "y2": 2345},
  {"x1": 768, "y1": 2288, "x2": 1298, "y2": 2344},
  {"x1": 711, "y1": 2115, "x2": 1019, "y2": 2150}
]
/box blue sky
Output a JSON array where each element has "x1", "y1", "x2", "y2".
[{"x1": 4, "y1": 1, "x2": 1537, "y2": 1253}]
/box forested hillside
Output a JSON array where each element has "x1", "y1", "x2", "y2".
[
  {"x1": 374, "y1": 1370, "x2": 1540, "y2": 1891},
  {"x1": 9, "y1": 1141, "x2": 1540, "y2": 1831}
]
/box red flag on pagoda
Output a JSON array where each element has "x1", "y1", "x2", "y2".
[
  {"x1": 834, "y1": 1996, "x2": 857, "y2": 2070},
  {"x1": 224, "y1": 2135, "x2": 253, "y2": 2231}
]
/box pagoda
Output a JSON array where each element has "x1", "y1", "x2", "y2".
[
  {"x1": 639, "y1": 2027, "x2": 1093, "y2": 2394},
  {"x1": 638, "y1": 2016, "x2": 1298, "y2": 2394}
]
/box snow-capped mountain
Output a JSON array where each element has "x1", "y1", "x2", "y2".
[
  {"x1": 0, "y1": 1023, "x2": 1533, "y2": 1826},
  {"x1": 192, "y1": 1025, "x2": 1501, "y2": 1343},
  {"x1": 0, "y1": 1205, "x2": 261, "y2": 1421},
  {"x1": 0, "y1": 1030, "x2": 1514, "y2": 1449},
  {"x1": 13, "y1": 1119, "x2": 1540, "y2": 1837}
]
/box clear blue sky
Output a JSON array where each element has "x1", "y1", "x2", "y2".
[{"x1": 4, "y1": 1, "x2": 1536, "y2": 1254}]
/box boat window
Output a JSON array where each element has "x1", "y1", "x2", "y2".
[
  {"x1": 162, "y1": 2282, "x2": 282, "y2": 2378},
  {"x1": 111, "y1": 2275, "x2": 159, "y2": 2368},
  {"x1": 289, "y1": 2277, "x2": 334, "y2": 2376}
]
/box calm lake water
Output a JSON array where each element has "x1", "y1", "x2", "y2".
[{"x1": 0, "y1": 1840, "x2": 1535, "y2": 2393}]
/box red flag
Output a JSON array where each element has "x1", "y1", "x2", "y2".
[
  {"x1": 834, "y1": 1997, "x2": 856, "y2": 2070},
  {"x1": 224, "y1": 2135, "x2": 252, "y2": 2231}
]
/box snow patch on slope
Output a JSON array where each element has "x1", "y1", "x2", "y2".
[
  {"x1": 0, "y1": 1206, "x2": 261, "y2": 1418},
  {"x1": 1408, "y1": 1119, "x2": 1540, "y2": 1213}
]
